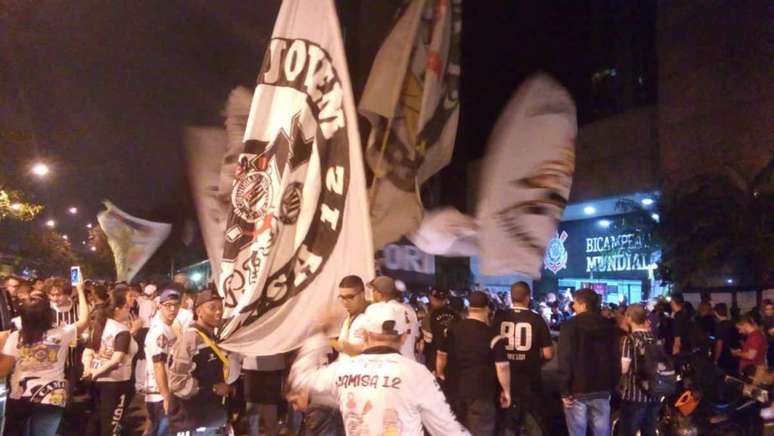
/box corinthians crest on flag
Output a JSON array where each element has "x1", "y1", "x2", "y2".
[{"x1": 218, "y1": 0, "x2": 374, "y2": 354}]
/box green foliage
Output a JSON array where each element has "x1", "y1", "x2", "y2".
[
  {"x1": 656, "y1": 158, "x2": 774, "y2": 289},
  {"x1": 0, "y1": 189, "x2": 43, "y2": 221}
]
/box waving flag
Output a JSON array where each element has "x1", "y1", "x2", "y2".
[
  {"x1": 477, "y1": 74, "x2": 577, "y2": 277},
  {"x1": 183, "y1": 126, "x2": 230, "y2": 285},
  {"x1": 183, "y1": 87, "x2": 252, "y2": 288},
  {"x1": 361, "y1": 0, "x2": 462, "y2": 249},
  {"x1": 218, "y1": 0, "x2": 374, "y2": 354},
  {"x1": 97, "y1": 201, "x2": 171, "y2": 282}
]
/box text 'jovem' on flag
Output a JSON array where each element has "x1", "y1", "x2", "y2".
[
  {"x1": 97, "y1": 200, "x2": 171, "y2": 283},
  {"x1": 218, "y1": 0, "x2": 374, "y2": 355}
]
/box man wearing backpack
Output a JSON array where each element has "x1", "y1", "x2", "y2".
[{"x1": 619, "y1": 304, "x2": 671, "y2": 436}]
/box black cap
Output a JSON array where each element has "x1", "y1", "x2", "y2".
[
  {"x1": 194, "y1": 289, "x2": 223, "y2": 309},
  {"x1": 468, "y1": 291, "x2": 490, "y2": 308}
]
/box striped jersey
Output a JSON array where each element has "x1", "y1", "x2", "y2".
[{"x1": 619, "y1": 331, "x2": 661, "y2": 402}]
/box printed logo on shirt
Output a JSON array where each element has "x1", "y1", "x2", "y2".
[
  {"x1": 343, "y1": 393, "x2": 371, "y2": 436},
  {"x1": 29, "y1": 380, "x2": 67, "y2": 406},
  {"x1": 18, "y1": 340, "x2": 61, "y2": 370},
  {"x1": 156, "y1": 334, "x2": 169, "y2": 349},
  {"x1": 383, "y1": 408, "x2": 402, "y2": 436}
]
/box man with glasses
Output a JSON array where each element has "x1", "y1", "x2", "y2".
[
  {"x1": 144, "y1": 287, "x2": 181, "y2": 436},
  {"x1": 332, "y1": 275, "x2": 369, "y2": 360}
]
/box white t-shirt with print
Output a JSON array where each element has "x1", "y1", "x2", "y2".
[
  {"x1": 90, "y1": 318, "x2": 138, "y2": 383},
  {"x1": 307, "y1": 350, "x2": 470, "y2": 436},
  {"x1": 2, "y1": 324, "x2": 77, "y2": 407},
  {"x1": 144, "y1": 317, "x2": 177, "y2": 403},
  {"x1": 389, "y1": 300, "x2": 420, "y2": 361},
  {"x1": 337, "y1": 312, "x2": 367, "y2": 361}
]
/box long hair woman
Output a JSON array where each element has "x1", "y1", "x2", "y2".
[
  {"x1": 82, "y1": 286, "x2": 138, "y2": 436},
  {"x1": 0, "y1": 280, "x2": 89, "y2": 436}
]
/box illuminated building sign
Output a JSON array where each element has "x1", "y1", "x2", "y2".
[
  {"x1": 542, "y1": 213, "x2": 659, "y2": 279},
  {"x1": 585, "y1": 232, "x2": 657, "y2": 273}
]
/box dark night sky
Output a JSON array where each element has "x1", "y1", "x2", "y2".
[{"x1": 1, "y1": 0, "x2": 598, "y2": 250}]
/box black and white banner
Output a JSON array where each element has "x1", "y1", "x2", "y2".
[{"x1": 218, "y1": 0, "x2": 373, "y2": 354}]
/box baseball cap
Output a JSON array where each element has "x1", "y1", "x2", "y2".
[
  {"x1": 468, "y1": 291, "x2": 490, "y2": 308},
  {"x1": 194, "y1": 289, "x2": 223, "y2": 308},
  {"x1": 159, "y1": 288, "x2": 181, "y2": 304},
  {"x1": 430, "y1": 288, "x2": 449, "y2": 300},
  {"x1": 143, "y1": 284, "x2": 158, "y2": 296},
  {"x1": 364, "y1": 302, "x2": 408, "y2": 336},
  {"x1": 368, "y1": 276, "x2": 397, "y2": 294}
]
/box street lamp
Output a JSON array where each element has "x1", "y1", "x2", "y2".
[
  {"x1": 86, "y1": 223, "x2": 93, "y2": 229},
  {"x1": 45, "y1": 219, "x2": 56, "y2": 228},
  {"x1": 31, "y1": 163, "x2": 50, "y2": 177},
  {"x1": 10, "y1": 203, "x2": 22, "y2": 211},
  {"x1": 62, "y1": 234, "x2": 68, "y2": 240},
  {"x1": 68, "y1": 207, "x2": 78, "y2": 215},
  {"x1": 90, "y1": 246, "x2": 97, "y2": 252}
]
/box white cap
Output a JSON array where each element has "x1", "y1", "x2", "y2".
[
  {"x1": 143, "y1": 284, "x2": 158, "y2": 296},
  {"x1": 364, "y1": 302, "x2": 408, "y2": 336}
]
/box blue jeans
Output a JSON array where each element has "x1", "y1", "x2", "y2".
[
  {"x1": 6, "y1": 400, "x2": 64, "y2": 436},
  {"x1": 145, "y1": 400, "x2": 170, "y2": 436},
  {"x1": 564, "y1": 395, "x2": 611, "y2": 436},
  {"x1": 619, "y1": 400, "x2": 660, "y2": 436}
]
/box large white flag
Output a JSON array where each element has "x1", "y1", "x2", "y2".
[
  {"x1": 477, "y1": 74, "x2": 576, "y2": 277},
  {"x1": 219, "y1": 0, "x2": 374, "y2": 354},
  {"x1": 183, "y1": 127, "x2": 230, "y2": 285},
  {"x1": 408, "y1": 207, "x2": 478, "y2": 257},
  {"x1": 360, "y1": 0, "x2": 462, "y2": 250},
  {"x1": 183, "y1": 87, "x2": 253, "y2": 288},
  {"x1": 97, "y1": 201, "x2": 172, "y2": 282}
]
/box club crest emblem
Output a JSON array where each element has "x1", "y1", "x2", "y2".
[
  {"x1": 544, "y1": 230, "x2": 568, "y2": 274},
  {"x1": 232, "y1": 167, "x2": 273, "y2": 224},
  {"x1": 219, "y1": 37, "x2": 351, "y2": 336}
]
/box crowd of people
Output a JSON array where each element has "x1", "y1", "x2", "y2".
[{"x1": 0, "y1": 273, "x2": 771, "y2": 436}]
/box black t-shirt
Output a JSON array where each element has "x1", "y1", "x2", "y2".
[
  {"x1": 423, "y1": 306, "x2": 459, "y2": 369},
  {"x1": 715, "y1": 319, "x2": 741, "y2": 372},
  {"x1": 696, "y1": 314, "x2": 716, "y2": 338},
  {"x1": 672, "y1": 309, "x2": 693, "y2": 352},
  {"x1": 438, "y1": 318, "x2": 507, "y2": 399},
  {"x1": 493, "y1": 308, "x2": 552, "y2": 394}
]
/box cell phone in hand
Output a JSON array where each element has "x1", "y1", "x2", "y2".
[{"x1": 70, "y1": 266, "x2": 82, "y2": 286}]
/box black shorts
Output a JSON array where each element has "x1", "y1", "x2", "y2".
[{"x1": 243, "y1": 370, "x2": 284, "y2": 404}]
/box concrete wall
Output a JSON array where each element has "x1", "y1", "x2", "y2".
[{"x1": 571, "y1": 106, "x2": 659, "y2": 201}]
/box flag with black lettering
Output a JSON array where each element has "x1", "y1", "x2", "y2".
[
  {"x1": 477, "y1": 74, "x2": 576, "y2": 277},
  {"x1": 360, "y1": 0, "x2": 462, "y2": 250},
  {"x1": 97, "y1": 201, "x2": 172, "y2": 282},
  {"x1": 218, "y1": 0, "x2": 374, "y2": 354}
]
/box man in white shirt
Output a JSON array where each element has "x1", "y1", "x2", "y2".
[
  {"x1": 331, "y1": 275, "x2": 369, "y2": 360},
  {"x1": 369, "y1": 276, "x2": 420, "y2": 360},
  {"x1": 144, "y1": 288, "x2": 181, "y2": 436},
  {"x1": 288, "y1": 302, "x2": 469, "y2": 436}
]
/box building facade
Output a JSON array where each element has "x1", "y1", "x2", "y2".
[{"x1": 469, "y1": 0, "x2": 772, "y2": 302}]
